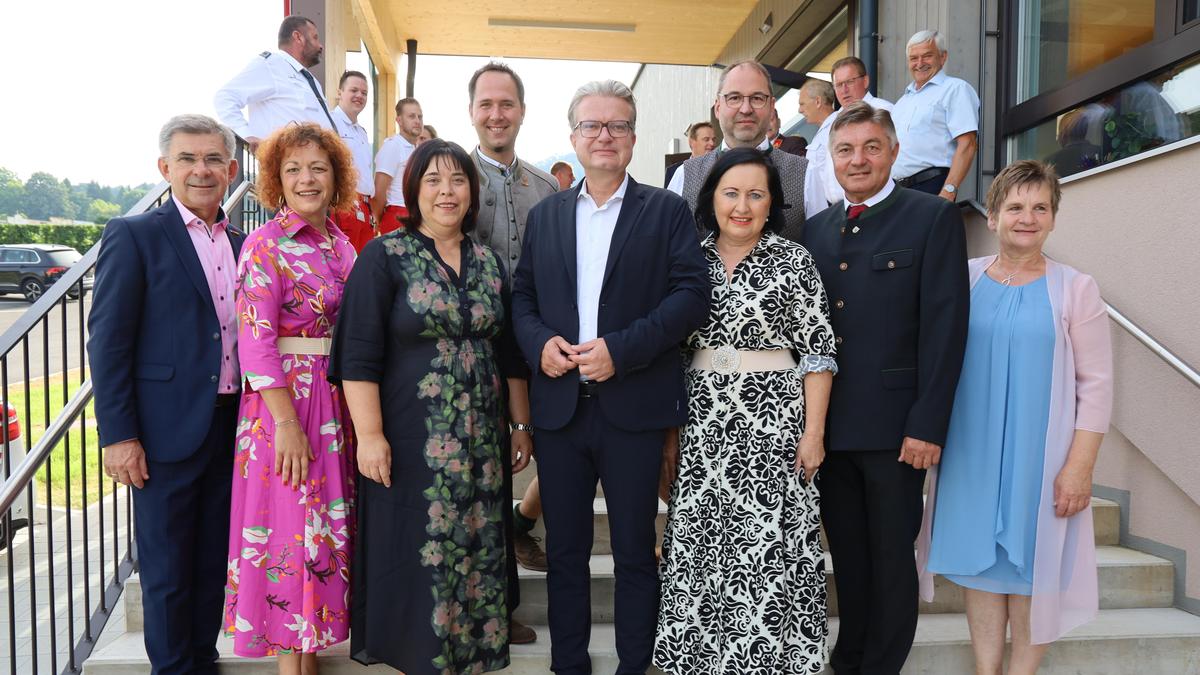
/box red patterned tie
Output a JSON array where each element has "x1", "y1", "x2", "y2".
[{"x1": 846, "y1": 204, "x2": 867, "y2": 220}]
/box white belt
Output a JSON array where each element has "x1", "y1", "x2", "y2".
[
  {"x1": 690, "y1": 346, "x2": 796, "y2": 375},
  {"x1": 276, "y1": 337, "x2": 332, "y2": 355}
]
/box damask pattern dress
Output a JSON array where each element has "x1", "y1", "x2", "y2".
[
  {"x1": 328, "y1": 228, "x2": 511, "y2": 675},
  {"x1": 655, "y1": 231, "x2": 837, "y2": 675},
  {"x1": 223, "y1": 207, "x2": 357, "y2": 656}
]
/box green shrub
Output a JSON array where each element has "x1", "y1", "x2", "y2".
[{"x1": 0, "y1": 223, "x2": 104, "y2": 253}]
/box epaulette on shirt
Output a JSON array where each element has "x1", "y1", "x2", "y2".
[{"x1": 260, "y1": 51, "x2": 271, "y2": 58}]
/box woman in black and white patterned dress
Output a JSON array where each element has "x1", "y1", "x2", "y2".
[{"x1": 654, "y1": 148, "x2": 837, "y2": 675}]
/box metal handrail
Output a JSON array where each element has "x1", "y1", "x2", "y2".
[
  {"x1": 0, "y1": 382, "x2": 92, "y2": 516},
  {"x1": 958, "y1": 199, "x2": 1200, "y2": 389}
]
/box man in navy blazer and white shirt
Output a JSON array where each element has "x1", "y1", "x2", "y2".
[
  {"x1": 512, "y1": 80, "x2": 709, "y2": 675},
  {"x1": 89, "y1": 114, "x2": 245, "y2": 675}
]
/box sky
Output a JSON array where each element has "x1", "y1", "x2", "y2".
[{"x1": 0, "y1": 1, "x2": 640, "y2": 187}]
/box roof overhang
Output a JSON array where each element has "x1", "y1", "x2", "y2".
[{"x1": 353, "y1": 0, "x2": 760, "y2": 66}]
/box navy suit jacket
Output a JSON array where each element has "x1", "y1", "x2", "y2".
[
  {"x1": 801, "y1": 187, "x2": 969, "y2": 451},
  {"x1": 512, "y1": 176, "x2": 710, "y2": 432},
  {"x1": 88, "y1": 201, "x2": 245, "y2": 462}
]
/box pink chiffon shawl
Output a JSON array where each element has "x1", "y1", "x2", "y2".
[{"x1": 916, "y1": 255, "x2": 1113, "y2": 644}]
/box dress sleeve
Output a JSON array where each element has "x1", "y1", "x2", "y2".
[
  {"x1": 1068, "y1": 272, "x2": 1113, "y2": 433},
  {"x1": 328, "y1": 239, "x2": 397, "y2": 384},
  {"x1": 790, "y1": 247, "x2": 838, "y2": 374},
  {"x1": 236, "y1": 231, "x2": 289, "y2": 391}
]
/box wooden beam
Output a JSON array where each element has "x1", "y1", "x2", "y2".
[{"x1": 350, "y1": 0, "x2": 395, "y2": 75}]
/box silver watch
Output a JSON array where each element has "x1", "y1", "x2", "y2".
[
  {"x1": 942, "y1": 183, "x2": 957, "y2": 194},
  {"x1": 511, "y1": 422, "x2": 533, "y2": 434}
]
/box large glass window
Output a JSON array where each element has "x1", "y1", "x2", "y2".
[
  {"x1": 1017, "y1": 0, "x2": 1157, "y2": 102},
  {"x1": 1013, "y1": 52, "x2": 1200, "y2": 176}
]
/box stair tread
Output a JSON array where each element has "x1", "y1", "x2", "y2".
[
  {"x1": 514, "y1": 497, "x2": 668, "y2": 515},
  {"x1": 84, "y1": 607, "x2": 1200, "y2": 668}
]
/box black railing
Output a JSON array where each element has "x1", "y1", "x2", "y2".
[{"x1": 0, "y1": 137, "x2": 259, "y2": 674}]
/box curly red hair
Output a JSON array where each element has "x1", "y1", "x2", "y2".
[{"x1": 255, "y1": 123, "x2": 358, "y2": 213}]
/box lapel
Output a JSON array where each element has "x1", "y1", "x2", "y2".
[
  {"x1": 558, "y1": 184, "x2": 582, "y2": 296},
  {"x1": 159, "y1": 201, "x2": 216, "y2": 315},
  {"x1": 600, "y1": 177, "x2": 645, "y2": 292}
]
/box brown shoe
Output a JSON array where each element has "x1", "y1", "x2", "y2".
[
  {"x1": 510, "y1": 618, "x2": 537, "y2": 645},
  {"x1": 514, "y1": 530, "x2": 549, "y2": 572}
]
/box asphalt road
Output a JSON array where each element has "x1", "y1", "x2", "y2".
[{"x1": 0, "y1": 294, "x2": 91, "y2": 387}]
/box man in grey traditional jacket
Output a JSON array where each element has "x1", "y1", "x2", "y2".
[
  {"x1": 667, "y1": 60, "x2": 812, "y2": 242},
  {"x1": 467, "y1": 60, "x2": 558, "y2": 646}
]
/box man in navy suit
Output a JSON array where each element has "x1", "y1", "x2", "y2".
[
  {"x1": 512, "y1": 80, "x2": 709, "y2": 675},
  {"x1": 89, "y1": 114, "x2": 245, "y2": 675}
]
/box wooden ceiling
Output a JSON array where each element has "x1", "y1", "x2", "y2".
[{"x1": 373, "y1": 0, "x2": 760, "y2": 65}]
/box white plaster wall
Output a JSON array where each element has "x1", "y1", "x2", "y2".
[{"x1": 628, "y1": 65, "x2": 721, "y2": 188}]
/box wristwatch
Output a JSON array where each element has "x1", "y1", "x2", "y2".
[
  {"x1": 942, "y1": 183, "x2": 957, "y2": 194},
  {"x1": 511, "y1": 422, "x2": 534, "y2": 434}
]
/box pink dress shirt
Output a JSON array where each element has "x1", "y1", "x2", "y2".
[{"x1": 173, "y1": 196, "x2": 239, "y2": 394}]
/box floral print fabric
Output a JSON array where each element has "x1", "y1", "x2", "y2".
[
  {"x1": 223, "y1": 208, "x2": 357, "y2": 656},
  {"x1": 329, "y1": 228, "x2": 511, "y2": 675}
]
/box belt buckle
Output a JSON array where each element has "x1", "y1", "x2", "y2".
[{"x1": 711, "y1": 345, "x2": 740, "y2": 375}]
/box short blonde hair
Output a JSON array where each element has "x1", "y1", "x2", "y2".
[
  {"x1": 986, "y1": 160, "x2": 1062, "y2": 216},
  {"x1": 255, "y1": 124, "x2": 358, "y2": 213}
]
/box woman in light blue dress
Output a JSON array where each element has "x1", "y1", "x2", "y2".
[{"x1": 918, "y1": 160, "x2": 1113, "y2": 675}]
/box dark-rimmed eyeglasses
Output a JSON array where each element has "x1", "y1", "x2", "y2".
[
  {"x1": 720, "y1": 92, "x2": 771, "y2": 109},
  {"x1": 574, "y1": 120, "x2": 634, "y2": 138}
]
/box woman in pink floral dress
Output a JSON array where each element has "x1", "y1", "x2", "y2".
[{"x1": 224, "y1": 124, "x2": 358, "y2": 674}]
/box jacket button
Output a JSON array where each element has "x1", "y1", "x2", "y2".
[
  {"x1": 835, "y1": 299, "x2": 845, "y2": 309},
  {"x1": 212, "y1": 332, "x2": 220, "y2": 340},
  {"x1": 838, "y1": 262, "x2": 848, "y2": 271},
  {"x1": 511, "y1": 234, "x2": 518, "y2": 241},
  {"x1": 486, "y1": 197, "x2": 495, "y2": 206},
  {"x1": 888, "y1": 260, "x2": 896, "y2": 269},
  {"x1": 836, "y1": 336, "x2": 843, "y2": 345},
  {"x1": 210, "y1": 375, "x2": 218, "y2": 383}
]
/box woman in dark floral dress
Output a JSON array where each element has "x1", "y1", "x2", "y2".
[{"x1": 329, "y1": 140, "x2": 517, "y2": 674}]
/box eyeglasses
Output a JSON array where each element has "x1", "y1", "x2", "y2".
[
  {"x1": 720, "y1": 92, "x2": 771, "y2": 109},
  {"x1": 833, "y1": 75, "x2": 865, "y2": 91},
  {"x1": 574, "y1": 120, "x2": 634, "y2": 138}
]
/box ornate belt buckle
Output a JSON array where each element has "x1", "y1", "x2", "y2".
[{"x1": 711, "y1": 345, "x2": 740, "y2": 375}]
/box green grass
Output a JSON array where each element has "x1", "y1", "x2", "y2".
[{"x1": 4, "y1": 370, "x2": 111, "y2": 508}]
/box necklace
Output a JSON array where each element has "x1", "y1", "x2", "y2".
[{"x1": 999, "y1": 269, "x2": 1018, "y2": 286}]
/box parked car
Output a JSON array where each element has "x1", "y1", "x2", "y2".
[
  {"x1": 0, "y1": 244, "x2": 93, "y2": 303},
  {"x1": 0, "y1": 402, "x2": 29, "y2": 548}
]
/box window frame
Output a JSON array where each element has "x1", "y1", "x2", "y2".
[{"x1": 1001, "y1": 0, "x2": 1200, "y2": 142}]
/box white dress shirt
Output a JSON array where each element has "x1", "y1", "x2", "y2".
[
  {"x1": 811, "y1": 92, "x2": 896, "y2": 208},
  {"x1": 890, "y1": 70, "x2": 980, "y2": 179},
  {"x1": 213, "y1": 50, "x2": 334, "y2": 140},
  {"x1": 576, "y1": 174, "x2": 630, "y2": 348},
  {"x1": 333, "y1": 106, "x2": 374, "y2": 196},
  {"x1": 374, "y1": 135, "x2": 416, "y2": 207},
  {"x1": 666, "y1": 137, "x2": 771, "y2": 197},
  {"x1": 842, "y1": 174, "x2": 896, "y2": 212}
]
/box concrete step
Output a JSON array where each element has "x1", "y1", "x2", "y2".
[{"x1": 84, "y1": 608, "x2": 1200, "y2": 674}]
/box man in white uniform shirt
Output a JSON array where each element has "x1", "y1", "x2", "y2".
[
  {"x1": 214, "y1": 15, "x2": 337, "y2": 152},
  {"x1": 371, "y1": 97, "x2": 423, "y2": 234},
  {"x1": 812, "y1": 56, "x2": 896, "y2": 207},
  {"x1": 890, "y1": 29, "x2": 981, "y2": 200},
  {"x1": 330, "y1": 70, "x2": 374, "y2": 252},
  {"x1": 798, "y1": 78, "x2": 837, "y2": 217}
]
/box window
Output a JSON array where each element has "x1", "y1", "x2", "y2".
[
  {"x1": 1013, "y1": 52, "x2": 1200, "y2": 176},
  {"x1": 1017, "y1": 0, "x2": 1157, "y2": 103}
]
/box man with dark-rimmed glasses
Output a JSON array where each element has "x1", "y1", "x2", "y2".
[{"x1": 667, "y1": 59, "x2": 813, "y2": 241}]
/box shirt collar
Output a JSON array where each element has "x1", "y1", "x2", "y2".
[
  {"x1": 332, "y1": 105, "x2": 361, "y2": 131},
  {"x1": 720, "y1": 137, "x2": 772, "y2": 153},
  {"x1": 908, "y1": 68, "x2": 948, "y2": 94},
  {"x1": 577, "y1": 173, "x2": 630, "y2": 208},
  {"x1": 476, "y1": 148, "x2": 517, "y2": 175},
  {"x1": 172, "y1": 195, "x2": 227, "y2": 231},
  {"x1": 276, "y1": 49, "x2": 306, "y2": 74},
  {"x1": 277, "y1": 205, "x2": 340, "y2": 240},
  {"x1": 842, "y1": 178, "x2": 896, "y2": 211}
]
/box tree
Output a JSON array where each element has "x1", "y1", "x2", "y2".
[
  {"x1": 0, "y1": 168, "x2": 23, "y2": 216},
  {"x1": 21, "y1": 172, "x2": 70, "y2": 220},
  {"x1": 87, "y1": 199, "x2": 122, "y2": 224}
]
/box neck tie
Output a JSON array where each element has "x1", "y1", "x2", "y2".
[
  {"x1": 847, "y1": 204, "x2": 868, "y2": 220},
  {"x1": 299, "y1": 68, "x2": 340, "y2": 132}
]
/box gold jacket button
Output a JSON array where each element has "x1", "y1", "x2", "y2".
[
  {"x1": 835, "y1": 299, "x2": 845, "y2": 309},
  {"x1": 839, "y1": 262, "x2": 848, "y2": 271}
]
